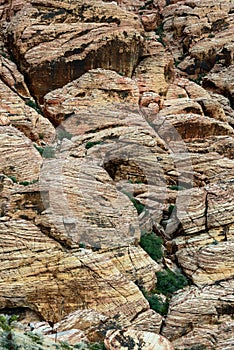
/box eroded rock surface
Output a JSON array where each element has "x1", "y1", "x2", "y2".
[{"x1": 0, "y1": 0, "x2": 233, "y2": 349}]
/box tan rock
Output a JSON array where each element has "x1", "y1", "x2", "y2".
[
  {"x1": 0, "y1": 55, "x2": 30, "y2": 98},
  {"x1": 203, "y1": 64, "x2": 234, "y2": 107},
  {"x1": 134, "y1": 49, "x2": 175, "y2": 96},
  {"x1": 4, "y1": 0, "x2": 144, "y2": 101},
  {"x1": 156, "y1": 113, "x2": 233, "y2": 141},
  {"x1": 105, "y1": 329, "x2": 174, "y2": 350},
  {"x1": 0, "y1": 219, "x2": 150, "y2": 324},
  {"x1": 141, "y1": 11, "x2": 160, "y2": 31},
  {"x1": 176, "y1": 241, "x2": 234, "y2": 285},
  {"x1": 0, "y1": 126, "x2": 42, "y2": 182},
  {"x1": 0, "y1": 79, "x2": 55, "y2": 143},
  {"x1": 43, "y1": 69, "x2": 140, "y2": 125},
  {"x1": 172, "y1": 316, "x2": 234, "y2": 350},
  {"x1": 162, "y1": 281, "x2": 234, "y2": 343}
]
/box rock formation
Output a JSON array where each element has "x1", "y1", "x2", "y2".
[{"x1": 0, "y1": 0, "x2": 233, "y2": 349}]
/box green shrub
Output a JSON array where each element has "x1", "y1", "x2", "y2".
[
  {"x1": 85, "y1": 141, "x2": 102, "y2": 149},
  {"x1": 26, "y1": 100, "x2": 42, "y2": 115},
  {"x1": 88, "y1": 343, "x2": 105, "y2": 350},
  {"x1": 168, "y1": 204, "x2": 175, "y2": 216},
  {"x1": 169, "y1": 185, "x2": 185, "y2": 191},
  {"x1": 34, "y1": 144, "x2": 55, "y2": 158},
  {"x1": 155, "y1": 23, "x2": 166, "y2": 47},
  {"x1": 156, "y1": 268, "x2": 189, "y2": 296},
  {"x1": 122, "y1": 191, "x2": 145, "y2": 215},
  {"x1": 143, "y1": 292, "x2": 169, "y2": 315},
  {"x1": 0, "y1": 314, "x2": 19, "y2": 350},
  {"x1": 43, "y1": 146, "x2": 56, "y2": 158},
  {"x1": 19, "y1": 180, "x2": 38, "y2": 186},
  {"x1": 0, "y1": 315, "x2": 18, "y2": 332},
  {"x1": 140, "y1": 232, "x2": 163, "y2": 262},
  {"x1": 57, "y1": 129, "x2": 73, "y2": 141},
  {"x1": 25, "y1": 331, "x2": 43, "y2": 345},
  {"x1": 7, "y1": 175, "x2": 17, "y2": 183},
  {"x1": 184, "y1": 346, "x2": 208, "y2": 350}
]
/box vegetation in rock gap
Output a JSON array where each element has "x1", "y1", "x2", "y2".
[
  {"x1": 5, "y1": 175, "x2": 38, "y2": 186},
  {"x1": 142, "y1": 269, "x2": 189, "y2": 316},
  {"x1": 155, "y1": 23, "x2": 166, "y2": 47},
  {"x1": 142, "y1": 291, "x2": 169, "y2": 316},
  {"x1": 140, "y1": 231, "x2": 163, "y2": 262},
  {"x1": 34, "y1": 144, "x2": 56, "y2": 158},
  {"x1": 57, "y1": 129, "x2": 73, "y2": 141},
  {"x1": 156, "y1": 268, "x2": 189, "y2": 297},
  {"x1": 26, "y1": 100, "x2": 42, "y2": 115},
  {"x1": 122, "y1": 191, "x2": 145, "y2": 215},
  {"x1": 7, "y1": 175, "x2": 18, "y2": 183},
  {"x1": 85, "y1": 141, "x2": 103, "y2": 149},
  {"x1": 183, "y1": 346, "x2": 208, "y2": 350}
]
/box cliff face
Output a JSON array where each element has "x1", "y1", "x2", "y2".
[{"x1": 0, "y1": 0, "x2": 233, "y2": 349}]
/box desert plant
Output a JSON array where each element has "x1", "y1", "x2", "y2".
[
  {"x1": 34, "y1": 144, "x2": 55, "y2": 158},
  {"x1": 7, "y1": 175, "x2": 17, "y2": 183},
  {"x1": 57, "y1": 129, "x2": 73, "y2": 141},
  {"x1": 142, "y1": 291, "x2": 169, "y2": 315},
  {"x1": 24, "y1": 331, "x2": 43, "y2": 345},
  {"x1": 85, "y1": 141, "x2": 102, "y2": 149},
  {"x1": 140, "y1": 231, "x2": 163, "y2": 262},
  {"x1": 19, "y1": 179, "x2": 38, "y2": 186},
  {"x1": 0, "y1": 314, "x2": 19, "y2": 350},
  {"x1": 156, "y1": 268, "x2": 189, "y2": 296},
  {"x1": 26, "y1": 100, "x2": 42, "y2": 115},
  {"x1": 122, "y1": 191, "x2": 145, "y2": 215},
  {"x1": 169, "y1": 185, "x2": 186, "y2": 191}
]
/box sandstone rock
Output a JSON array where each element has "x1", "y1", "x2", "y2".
[
  {"x1": 203, "y1": 64, "x2": 234, "y2": 107},
  {"x1": 162, "y1": 281, "x2": 234, "y2": 345},
  {"x1": 4, "y1": 0, "x2": 143, "y2": 101},
  {"x1": 141, "y1": 11, "x2": 160, "y2": 31},
  {"x1": 0, "y1": 126, "x2": 42, "y2": 182},
  {"x1": 158, "y1": 98, "x2": 204, "y2": 117},
  {"x1": 0, "y1": 55, "x2": 30, "y2": 98},
  {"x1": 162, "y1": 0, "x2": 233, "y2": 78},
  {"x1": 0, "y1": 78, "x2": 55, "y2": 143},
  {"x1": 0, "y1": 219, "x2": 151, "y2": 325},
  {"x1": 134, "y1": 48, "x2": 174, "y2": 96},
  {"x1": 43, "y1": 69, "x2": 140, "y2": 125},
  {"x1": 155, "y1": 113, "x2": 233, "y2": 141},
  {"x1": 172, "y1": 315, "x2": 234, "y2": 350},
  {"x1": 38, "y1": 156, "x2": 142, "y2": 248},
  {"x1": 176, "y1": 240, "x2": 234, "y2": 285},
  {"x1": 105, "y1": 329, "x2": 174, "y2": 350}
]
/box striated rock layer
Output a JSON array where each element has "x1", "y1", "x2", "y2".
[{"x1": 0, "y1": 0, "x2": 234, "y2": 349}]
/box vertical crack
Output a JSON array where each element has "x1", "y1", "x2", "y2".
[{"x1": 204, "y1": 190, "x2": 209, "y2": 232}]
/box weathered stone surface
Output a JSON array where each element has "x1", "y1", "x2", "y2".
[
  {"x1": 0, "y1": 219, "x2": 152, "y2": 325},
  {"x1": 4, "y1": 0, "x2": 143, "y2": 102},
  {"x1": 0, "y1": 0, "x2": 234, "y2": 348},
  {"x1": 203, "y1": 64, "x2": 234, "y2": 107},
  {"x1": 134, "y1": 45, "x2": 174, "y2": 95},
  {"x1": 162, "y1": 281, "x2": 234, "y2": 345},
  {"x1": 0, "y1": 55, "x2": 30, "y2": 98},
  {"x1": 175, "y1": 235, "x2": 234, "y2": 285},
  {"x1": 0, "y1": 72, "x2": 55, "y2": 142},
  {"x1": 162, "y1": 0, "x2": 234, "y2": 75},
  {"x1": 172, "y1": 317, "x2": 234, "y2": 350},
  {"x1": 0, "y1": 126, "x2": 42, "y2": 182},
  {"x1": 43, "y1": 69, "x2": 140, "y2": 125},
  {"x1": 105, "y1": 329, "x2": 174, "y2": 350},
  {"x1": 39, "y1": 157, "x2": 141, "y2": 248}
]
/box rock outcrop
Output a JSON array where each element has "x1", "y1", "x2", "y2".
[{"x1": 0, "y1": 0, "x2": 233, "y2": 349}]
